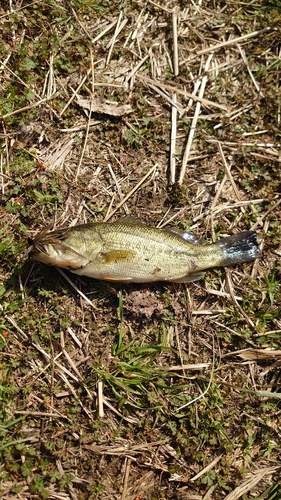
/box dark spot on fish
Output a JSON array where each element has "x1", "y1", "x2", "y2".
[
  {"x1": 188, "y1": 259, "x2": 198, "y2": 270},
  {"x1": 152, "y1": 267, "x2": 161, "y2": 275}
]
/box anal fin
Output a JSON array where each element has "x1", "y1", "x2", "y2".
[
  {"x1": 117, "y1": 215, "x2": 145, "y2": 225},
  {"x1": 172, "y1": 271, "x2": 206, "y2": 283}
]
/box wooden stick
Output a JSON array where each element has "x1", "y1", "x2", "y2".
[
  {"x1": 124, "y1": 54, "x2": 149, "y2": 87},
  {"x1": 104, "y1": 164, "x2": 157, "y2": 221},
  {"x1": 145, "y1": 81, "x2": 184, "y2": 113},
  {"x1": 56, "y1": 267, "x2": 97, "y2": 310},
  {"x1": 60, "y1": 67, "x2": 92, "y2": 116},
  {"x1": 91, "y1": 19, "x2": 117, "y2": 44},
  {"x1": 0, "y1": 94, "x2": 56, "y2": 120},
  {"x1": 217, "y1": 142, "x2": 241, "y2": 201},
  {"x1": 190, "y1": 454, "x2": 223, "y2": 482},
  {"x1": 237, "y1": 44, "x2": 263, "y2": 96},
  {"x1": 75, "y1": 49, "x2": 94, "y2": 181},
  {"x1": 179, "y1": 54, "x2": 213, "y2": 185},
  {"x1": 172, "y1": 7, "x2": 179, "y2": 76},
  {"x1": 106, "y1": 12, "x2": 127, "y2": 65},
  {"x1": 170, "y1": 93, "x2": 178, "y2": 184},
  {"x1": 97, "y1": 381, "x2": 104, "y2": 418},
  {"x1": 250, "y1": 198, "x2": 281, "y2": 231},
  {"x1": 138, "y1": 74, "x2": 228, "y2": 111},
  {"x1": 185, "y1": 27, "x2": 275, "y2": 61},
  {"x1": 121, "y1": 458, "x2": 131, "y2": 500}
]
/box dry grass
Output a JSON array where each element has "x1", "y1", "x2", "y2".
[{"x1": 1, "y1": 0, "x2": 281, "y2": 499}]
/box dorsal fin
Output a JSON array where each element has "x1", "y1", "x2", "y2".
[
  {"x1": 165, "y1": 227, "x2": 202, "y2": 245},
  {"x1": 117, "y1": 215, "x2": 145, "y2": 225}
]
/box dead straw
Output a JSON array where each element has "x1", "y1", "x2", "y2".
[
  {"x1": 179, "y1": 54, "x2": 213, "y2": 185},
  {"x1": 104, "y1": 163, "x2": 157, "y2": 221}
]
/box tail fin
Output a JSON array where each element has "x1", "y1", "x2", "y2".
[{"x1": 216, "y1": 231, "x2": 260, "y2": 267}]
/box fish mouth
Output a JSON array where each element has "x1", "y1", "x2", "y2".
[
  {"x1": 24, "y1": 231, "x2": 52, "y2": 259},
  {"x1": 24, "y1": 227, "x2": 58, "y2": 258},
  {"x1": 28, "y1": 227, "x2": 91, "y2": 269},
  {"x1": 30, "y1": 244, "x2": 89, "y2": 269},
  {"x1": 29, "y1": 227, "x2": 76, "y2": 257},
  {"x1": 31, "y1": 227, "x2": 66, "y2": 253}
]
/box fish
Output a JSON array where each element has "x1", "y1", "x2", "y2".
[{"x1": 29, "y1": 217, "x2": 260, "y2": 283}]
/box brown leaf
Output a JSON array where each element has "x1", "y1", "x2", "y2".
[
  {"x1": 77, "y1": 97, "x2": 133, "y2": 116},
  {"x1": 237, "y1": 349, "x2": 281, "y2": 361}
]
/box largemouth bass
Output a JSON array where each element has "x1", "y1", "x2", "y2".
[{"x1": 30, "y1": 218, "x2": 260, "y2": 283}]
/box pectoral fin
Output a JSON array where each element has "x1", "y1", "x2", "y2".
[{"x1": 99, "y1": 275, "x2": 133, "y2": 282}]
